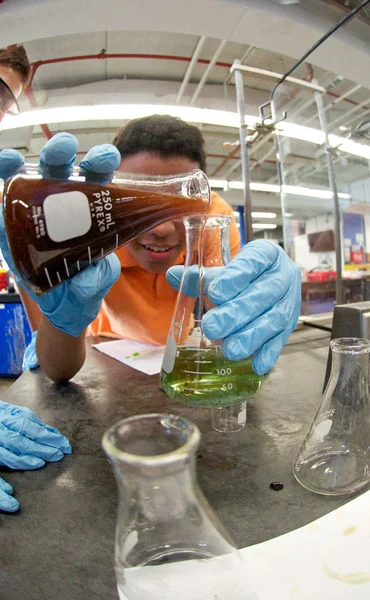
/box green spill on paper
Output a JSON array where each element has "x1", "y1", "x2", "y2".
[{"x1": 133, "y1": 352, "x2": 140, "y2": 356}]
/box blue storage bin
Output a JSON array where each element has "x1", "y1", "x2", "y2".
[{"x1": 0, "y1": 293, "x2": 32, "y2": 377}]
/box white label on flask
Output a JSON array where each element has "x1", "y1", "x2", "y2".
[
  {"x1": 161, "y1": 337, "x2": 177, "y2": 374},
  {"x1": 43, "y1": 191, "x2": 92, "y2": 242}
]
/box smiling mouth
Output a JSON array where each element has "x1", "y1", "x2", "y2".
[{"x1": 141, "y1": 244, "x2": 174, "y2": 253}]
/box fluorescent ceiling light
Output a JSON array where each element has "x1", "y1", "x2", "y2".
[
  {"x1": 252, "y1": 223, "x2": 277, "y2": 229},
  {"x1": 251, "y1": 211, "x2": 277, "y2": 219},
  {"x1": 229, "y1": 181, "x2": 281, "y2": 192},
  {"x1": 276, "y1": 122, "x2": 370, "y2": 161},
  {"x1": 1, "y1": 103, "x2": 368, "y2": 161},
  {"x1": 210, "y1": 178, "x2": 350, "y2": 200},
  {"x1": 282, "y1": 184, "x2": 350, "y2": 200},
  {"x1": 0, "y1": 104, "x2": 255, "y2": 131},
  {"x1": 233, "y1": 209, "x2": 276, "y2": 219}
]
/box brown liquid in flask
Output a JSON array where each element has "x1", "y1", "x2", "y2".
[{"x1": 3, "y1": 169, "x2": 209, "y2": 295}]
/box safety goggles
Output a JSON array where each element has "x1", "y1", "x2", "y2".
[{"x1": 0, "y1": 77, "x2": 20, "y2": 116}]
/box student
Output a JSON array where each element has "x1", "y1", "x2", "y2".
[
  {"x1": 1, "y1": 115, "x2": 301, "y2": 387},
  {"x1": 0, "y1": 45, "x2": 71, "y2": 514}
]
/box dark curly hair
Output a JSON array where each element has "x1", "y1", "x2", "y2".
[
  {"x1": 0, "y1": 45, "x2": 31, "y2": 87},
  {"x1": 112, "y1": 115, "x2": 207, "y2": 172}
]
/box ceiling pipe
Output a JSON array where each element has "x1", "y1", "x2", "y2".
[
  {"x1": 175, "y1": 36, "x2": 206, "y2": 104},
  {"x1": 189, "y1": 39, "x2": 228, "y2": 106}
]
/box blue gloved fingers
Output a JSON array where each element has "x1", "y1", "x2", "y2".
[
  {"x1": 79, "y1": 144, "x2": 121, "y2": 184},
  {"x1": 0, "y1": 412, "x2": 71, "y2": 455},
  {"x1": 166, "y1": 265, "x2": 223, "y2": 298},
  {"x1": 39, "y1": 132, "x2": 78, "y2": 180},
  {"x1": 0, "y1": 478, "x2": 19, "y2": 513},
  {"x1": 207, "y1": 240, "x2": 282, "y2": 305},
  {"x1": 0, "y1": 148, "x2": 24, "y2": 181},
  {"x1": 0, "y1": 444, "x2": 45, "y2": 470},
  {"x1": 39, "y1": 254, "x2": 121, "y2": 337},
  {"x1": 69, "y1": 253, "x2": 121, "y2": 300},
  {"x1": 220, "y1": 290, "x2": 300, "y2": 373},
  {"x1": 202, "y1": 260, "x2": 295, "y2": 340},
  {"x1": 2, "y1": 432, "x2": 63, "y2": 462},
  {"x1": 22, "y1": 331, "x2": 39, "y2": 372},
  {"x1": 0, "y1": 476, "x2": 14, "y2": 494},
  {"x1": 0, "y1": 400, "x2": 43, "y2": 425},
  {"x1": 167, "y1": 265, "x2": 199, "y2": 298},
  {"x1": 166, "y1": 265, "x2": 184, "y2": 291},
  {"x1": 252, "y1": 330, "x2": 291, "y2": 375}
]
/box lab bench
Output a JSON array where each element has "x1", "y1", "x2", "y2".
[{"x1": 0, "y1": 327, "x2": 368, "y2": 599}]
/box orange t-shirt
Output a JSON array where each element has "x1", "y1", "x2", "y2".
[{"x1": 87, "y1": 192, "x2": 240, "y2": 344}]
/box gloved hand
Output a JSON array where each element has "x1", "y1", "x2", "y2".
[
  {"x1": 166, "y1": 240, "x2": 301, "y2": 375},
  {"x1": 0, "y1": 400, "x2": 72, "y2": 512},
  {"x1": 0, "y1": 134, "x2": 122, "y2": 337}
]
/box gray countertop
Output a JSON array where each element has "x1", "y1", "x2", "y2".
[{"x1": 0, "y1": 328, "x2": 363, "y2": 600}]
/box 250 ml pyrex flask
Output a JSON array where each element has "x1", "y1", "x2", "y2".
[
  {"x1": 293, "y1": 338, "x2": 370, "y2": 496},
  {"x1": 3, "y1": 168, "x2": 209, "y2": 295},
  {"x1": 160, "y1": 215, "x2": 263, "y2": 432},
  {"x1": 102, "y1": 414, "x2": 245, "y2": 600}
]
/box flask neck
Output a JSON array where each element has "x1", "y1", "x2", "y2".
[
  {"x1": 184, "y1": 214, "x2": 232, "y2": 269},
  {"x1": 327, "y1": 338, "x2": 370, "y2": 408}
]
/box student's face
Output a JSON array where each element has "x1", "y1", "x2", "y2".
[
  {"x1": 119, "y1": 152, "x2": 200, "y2": 273},
  {"x1": 0, "y1": 65, "x2": 23, "y2": 122}
]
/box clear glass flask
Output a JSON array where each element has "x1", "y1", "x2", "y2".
[
  {"x1": 102, "y1": 413, "x2": 244, "y2": 600},
  {"x1": 293, "y1": 337, "x2": 370, "y2": 496},
  {"x1": 2, "y1": 167, "x2": 209, "y2": 295},
  {"x1": 160, "y1": 214, "x2": 263, "y2": 432}
]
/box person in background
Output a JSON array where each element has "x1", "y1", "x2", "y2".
[
  {"x1": 0, "y1": 45, "x2": 71, "y2": 514},
  {"x1": 1, "y1": 114, "x2": 301, "y2": 386}
]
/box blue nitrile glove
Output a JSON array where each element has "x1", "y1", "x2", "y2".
[
  {"x1": 0, "y1": 133, "x2": 122, "y2": 336},
  {"x1": 0, "y1": 477, "x2": 19, "y2": 513},
  {"x1": 22, "y1": 330, "x2": 38, "y2": 372},
  {"x1": 166, "y1": 240, "x2": 301, "y2": 375},
  {"x1": 0, "y1": 400, "x2": 72, "y2": 513}
]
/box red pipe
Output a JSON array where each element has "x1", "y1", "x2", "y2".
[{"x1": 27, "y1": 53, "x2": 233, "y2": 84}]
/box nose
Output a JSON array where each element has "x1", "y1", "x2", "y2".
[{"x1": 149, "y1": 220, "x2": 177, "y2": 237}]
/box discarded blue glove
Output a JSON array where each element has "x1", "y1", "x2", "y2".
[
  {"x1": 0, "y1": 400, "x2": 72, "y2": 512},
  {"x1": 166, "y1": 240, "x2": 301, "y2": 375},
  {"x1": 0, "y1": 477, "x2": 19, "y2": 513},
  {"x1": 22, "y1": 330, "x2": 39, "y2": 371},
  {"x1": 0, "y1": 133, "x2": 122, "y2": 336},
  {"x1": 0, "y1": 400, "x2": 71, "y2": 465}
]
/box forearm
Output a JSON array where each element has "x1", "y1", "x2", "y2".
[{"x1": 36, "y1": 316, "x2": 87, "y2": 383}]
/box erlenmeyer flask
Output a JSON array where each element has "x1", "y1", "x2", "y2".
[
  {"x1": 2, "y1": 167, "x2": 209, "y2": 295},
  {"x1": 102, "y1": 413, "x2": 243, "y2": 600},
  {"x1": 293, "y1": 337, "x2": 370, "y2": 496},
  {"x1": 160, "y1": 214, "x2": 263, "y2": 431}
]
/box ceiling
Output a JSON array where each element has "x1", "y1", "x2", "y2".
[{"x1": 0, "y1": 0, "x2": 369, "y2": 237}]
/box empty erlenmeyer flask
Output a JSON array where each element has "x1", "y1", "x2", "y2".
[
  {"x1": 3, "y1": 167, "x2": 209, "y2": 295},
  {"x1": 102, "y1": 413, "x2": 243, "y2": 600},
  {"x1": 160, "y1": 214, "x2": 263, "y2": 431},
  {"x1": 293, "y1": 337, "x2": 370, "y2": 496}
]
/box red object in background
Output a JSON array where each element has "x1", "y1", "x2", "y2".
[
  {"x1": 350, "y1": 251, "x2": 364, "y2": 264},
  {"x1": 0, "y1": 269, "x2": 8, "y2": 291},
  {"x1": 307, "y1": 268, "x2": 336, "y2": 282}
]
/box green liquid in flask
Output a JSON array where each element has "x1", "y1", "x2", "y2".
[{"x1": 161, "y1": 346, "x2": 263, "y2": 407}]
